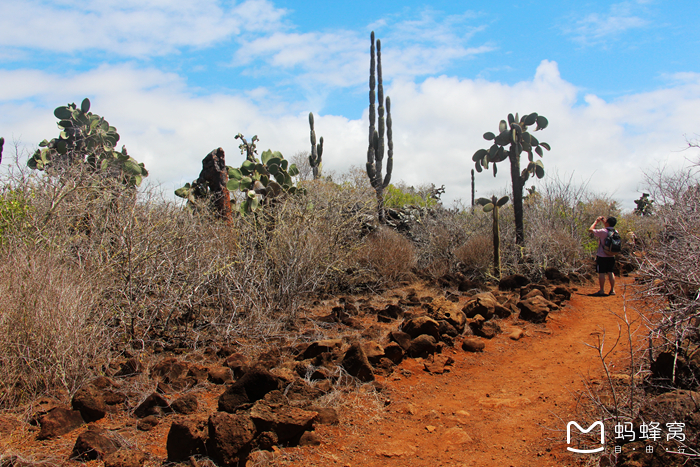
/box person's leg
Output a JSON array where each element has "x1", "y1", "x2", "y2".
[
  {"x1": 608, "y1": 272, "x2": 616, "y2": 295},
  {"x1": 597, "y1": 273, "x2": 606, "y2": 294}
]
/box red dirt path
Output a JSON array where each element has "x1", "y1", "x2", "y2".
[{"x1": 277, "y1": 276, "x2": 642, "y2": 467}]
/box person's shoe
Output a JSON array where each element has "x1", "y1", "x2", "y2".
[
  {"x1": 592, "y1": 291, "x2": 607, "y2": 297},
  {"x1": 608, "y1": 291, "x2": 616, "y2": 295}
]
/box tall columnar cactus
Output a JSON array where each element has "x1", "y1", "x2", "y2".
[
  {"x1": 308, "y1": 112, "x2": 324, "y2": 180},
  {"x1": 366, "y1": 31, "x2": 393, "y2": 223},
  {"x1": 0, "y1": 137, "x2": 4, "y2": 165},
  {"x1": 473, "y1": 112, "x2": 550, "y2": 245},
  {"x1": 476, "y1": 195, "x2": 510, "y2": 279},
  {"x1": 471, "y1": 169, "x2": 475, "y2": 207},
  {"x1": 27, "y1": 98, "x2": 148, "y2": 187}
]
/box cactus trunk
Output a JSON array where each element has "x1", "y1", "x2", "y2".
[
  {"x1": 509, "y1": 149, "x2": 525, "y2": 245},
  {"x1": 493, "y1": 201, "x2": 501, "y2": 279},
  {"x1": 471, "y1": 169, "x2": 475, "y2": 207}
]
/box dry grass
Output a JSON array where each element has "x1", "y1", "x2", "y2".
[
  {"x1": 0, "y1": 246, "x2": 112, "y2": 407},
  {"x1": 454, "y1": 234, "x2": 493, "y2": 276},
  {"x1": 355, "y1": 227, "x2": 416, "y2": 286}
]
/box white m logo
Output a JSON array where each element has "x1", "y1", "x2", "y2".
[{"x1": 567, "y1": 421, "x2": 605, "y2": 453}]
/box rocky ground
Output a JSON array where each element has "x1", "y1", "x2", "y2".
[{"x1": 0, "y1": 272, "x2": 689, "y2": 467}]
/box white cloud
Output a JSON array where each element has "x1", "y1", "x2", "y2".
[
  {"x1": 1, "y1": 60, "x2": 698, "y2": 213},
  {"x1": 564, "y1": 1, "x2": 650, "y2": 46},
  {"x1": 0, "y1": 0, "x2": 287, "y2": 56},
  {"x1": 233, "y1": 9, "x2": 494, "y2": 96}
]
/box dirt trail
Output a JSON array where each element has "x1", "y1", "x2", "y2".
[{"x1": 286, "y1": 276, "x2": 642, "y2": 467}]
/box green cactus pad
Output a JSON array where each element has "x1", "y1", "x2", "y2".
[
  {"x1": 226, "y1": 179, "x2": 240, "y2": 191},
  {"x1": 483, "y1": 203, "x2": 495, "y2": 213},
  {"x1": 524, "y1": 113, "x2": 538, "y2": 126},
  {"x1": 483, "y1": 132, "x2": 496, "y2": 141},
  {"x1": 228, "y1": 167, "x2": 243, "y2": 179},
  {"x1": 54, "y1": 106, "x2": 72, "y2": 120},
  {"x1": 472, "y1": 149, "x2": 488, "y2": 162},
  {"x1": 175, "y1": 186, "x2": 191, "y2": 198},
  {"x1": 540, "y1": 142, "x2": 551, "y2": 151},
  {"x1": 497, "y1": 196, "x2": 509, "y2": 207},
  {"x1": 535, "y1": 146, "x2": 543, "y2": 157}
]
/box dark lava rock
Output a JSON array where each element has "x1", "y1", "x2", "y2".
[
  {"x1": 37, "y1": 407, "x2": 84, "y2": 440},
  {"x1": 70, "y1": 426, "x2": 121, "y2": 461},
  {"x1": 341, "y1": 342, "x2": 374, "y2": 382},
  {"x1": 461, "y1": 338, "x2": 485, "y2": 352},
  {"x1": 402, "y1": 316, "x2": 440, "y2": 340},
  {"x1": 408, "y1": 335, "x2": 438, "y2": 359},
  {"x1": 133, "y1": 393, "x2": 171, "y2": 418},
  {"x1": 207, "y1": 412, "x2": 256, "y2": 467},
  {"x1": 462, "y1": 292, "x2": 498, "y2": 320},
  {"x1": 136, "y1": 415, "x2": 159, "y2": 431},
  {"x1": 498, "y1": 274, "x2": 530, "y2": 291},
  {"x1": 517, "y1": 296, "x2": 552, "y2": 324},
  {"x1": 383, "y1": 342, "x2": 404, "y2": 365},
  {"x1": 166, "y1": 415, "x2": 208, "y2": 462},
  {"x1": 218, "y1": 368, "x2": 281, "y2": 413},
  {"x1": 389, "y1": 331, "x2": 412, "y2": 351},
  {"x1": 171, "y1": 393, "x2": 198, "y2": 415}
]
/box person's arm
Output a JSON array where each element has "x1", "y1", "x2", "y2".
[{"x1": 588, "y1": 216, "x2": 604, "y2": 234}]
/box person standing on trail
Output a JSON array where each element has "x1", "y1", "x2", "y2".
[{"x1": 588, "y1": 216, "x2": 617, "y2": 296}]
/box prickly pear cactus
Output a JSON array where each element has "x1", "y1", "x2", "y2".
[
  {"x1": 176, "y1": 137, "x2": 301, "y2": 217},
  {"x1": 473, "y1": 112, "x2": 550, "y2": 245},
  {"x1": 27, "y1": 98, "x2": 148, "y2": 187},
  {"x1": 476, "y1": 195, "x2": 510, "y2": 279},
  {"x1": 225, "y1": 148, "x2": 300, "y2": 215}
]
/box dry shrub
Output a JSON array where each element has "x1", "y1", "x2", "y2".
[
  {"x1": 0, "y1": 246, "x2": 112, "y2": 407},
  {"x1": 356, "y1": 227, "x2": 416, "y2": 285},
  {"x1": 454, "y1": 234, "x2": 493, "y2": 276},
  {"x1": 411, "y1": 207, "x2": 472, "y2": 279}
]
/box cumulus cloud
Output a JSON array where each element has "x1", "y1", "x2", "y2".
[
  {"x1": 0, "y1": 0, "x2": 287, "y2": 56},
  {"x1": 2, "y1": 60, "x2": 698, "y2": 213},
  {"x1": 233, "y1": 9, "x2": 494, "y2": 96}
]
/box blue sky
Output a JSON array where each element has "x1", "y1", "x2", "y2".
[{"x1": 1, "y1": 0, "x2": 699, "y2": 209}]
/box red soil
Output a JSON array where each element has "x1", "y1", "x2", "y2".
[
  {"x1": 1, "y1": 276, "x2": 645, "y2": 467},
  {"x1": 282, "y1": 275, "x2": 642, "y2": 467}
]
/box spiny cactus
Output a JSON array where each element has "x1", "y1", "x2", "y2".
[
  {"x1": 235, "y1": 133, "x2": 259, "y2": 162},
  {"x1": 476, "y1": 195, "x2": 510, "y2": 279},
  {"x1": 226, "y1": 148, "x2": 300, "y2": 215},
  {"x1": 308, "y1": 112, "x2": 324, "y2": 180},
  {"x1": 634, "y1": 193, "x2": 654, "y2": 216},
  {"x1": 473, "y1": 112, "x2": 550, "y2": 245},
  {"x1": 175, "y1": 136, "x2": 301, "y2": 217},
  {"x1": 27, "y1": 98, "x2": 148, "y2": 187},
  {"x1": 366, "y1": 31, "x2": 393, "y2": 223},
  {"x1": 471, "y1": 169, "x2": 475, "y2": 207}
]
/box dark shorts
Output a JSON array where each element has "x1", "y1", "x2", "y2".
[{"x1": 596, "y1": 256, "x2": 615, "y2": 274}]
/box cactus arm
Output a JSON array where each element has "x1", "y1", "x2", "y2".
[{"x1": 383, "y1": 96, "x2": 393, "y2": 189}]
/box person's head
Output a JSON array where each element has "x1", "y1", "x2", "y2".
[{"x1": 606, "y1": 216, "x2": 617, "y2": 227}]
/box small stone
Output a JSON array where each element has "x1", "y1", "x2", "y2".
[
  {"x1": 509, "y1": 329, "x2": 524, "y2": 341},
  {"x1": 461, "y1": 338, "x2": 485, "y2": 353},
  {"x1": 137, "y1": 415, "x2": 159, "y2": 431},
  {"x1": 298, "y1": 431, "x2": 322, "y2": 446}
]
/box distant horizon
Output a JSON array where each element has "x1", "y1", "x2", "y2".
[{"x1": 1, "y1": 0, "x2": 699, "y2": 211}]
